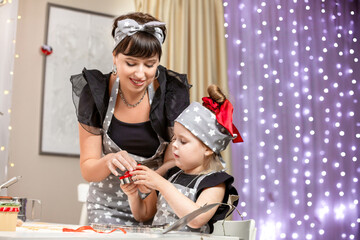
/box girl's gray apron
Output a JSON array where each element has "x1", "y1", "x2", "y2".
[
  {"x1": 152, "y1": 170, "x2": 214, "y2": 233},
  {"x1": 87, "y1": 77, "x2": 168, "y2": 225}
]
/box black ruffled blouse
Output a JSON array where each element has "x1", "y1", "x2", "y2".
[{"x1": 70, "y1": 65, "x2": 191, "y2": 142}]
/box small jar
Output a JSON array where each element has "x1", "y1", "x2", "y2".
[{"x1": 0, "y1": 205, "x2": 20, "y2": 231}]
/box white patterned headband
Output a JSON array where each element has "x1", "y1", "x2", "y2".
[
  {"x1": 113, "y1": 19, "x2": 165, "y2": 51},
  {"x1": 175, "y1": 102, "x2": 243, "y2": 155}
]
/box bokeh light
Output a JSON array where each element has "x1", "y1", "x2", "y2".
[{"x1": 224, "y1": 0, "x2": 359, "y2": 239}]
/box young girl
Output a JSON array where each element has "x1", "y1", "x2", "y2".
[{"x1": 120, "y1": 85, "x2": 243, "y2": 233}]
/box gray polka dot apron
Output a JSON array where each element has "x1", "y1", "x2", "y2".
[
  {"x1": 87, "y1": 77, "x2": 168, "y2": 225},
  {"x1": 152, "y1": 170, "x2": 214, "y2": 233}
]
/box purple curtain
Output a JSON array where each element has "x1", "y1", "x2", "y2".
[{"x1": 224, "y1": 0, "x2": 359, "y2": 239}]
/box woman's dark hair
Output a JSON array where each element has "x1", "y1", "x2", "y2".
[{"x1": 112, "y1": 12, "x2": 167, "y2": 60}]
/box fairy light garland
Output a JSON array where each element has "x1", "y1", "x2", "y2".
[
  {"x1": 223, "y1": 0, "x2": 359, "y2": 239},
  {"x1": 0, "y1": 0, "x2": 19, "y2": 189}
]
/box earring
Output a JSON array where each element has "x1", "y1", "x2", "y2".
[
  {"x1": 155, "y1": 68, "x2": 160, "y2": 79},
  {"x1": 112, "y1": 64, "x2": 117, "y2": 75}
]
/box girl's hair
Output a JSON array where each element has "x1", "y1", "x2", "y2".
[
  {"x1": 205, "y1": 84, "x2": 227, "y2": 172},
  {"x1": 207, "y1": 154, "x2": 224, "y2": 172},
  {"x1": 207, "y1": 84, "x2": 227, "y2": 104},
  {"x1": 111, "y1": 12, "x2": 167, "y2": 60}
]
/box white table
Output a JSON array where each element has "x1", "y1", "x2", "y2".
[{"x1": 0, "y1": 222, "x2": 238, "y2": 240}]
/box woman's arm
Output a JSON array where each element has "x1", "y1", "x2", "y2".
[
  {"x1": 137, "y1": 141, "x2": 176, "y2": 193},
  {"x1": 155, "y1": 141, "x2": 176, "y2": 176},
  {"x1": 78, "y1": 123, "x2": 138, "y2": 182},
  {"x1": 120, "y1": 183, "x2": 157, "y2": 222},
  {"x1": 132, "y1": 166, "x2": 225, "y2": 229}
]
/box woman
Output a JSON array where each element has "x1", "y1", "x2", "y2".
[{"x1": 70, "y1": 12, "x2": 191, "y2": 225}]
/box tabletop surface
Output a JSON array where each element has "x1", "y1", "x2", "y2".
[{"x1": 0, "y1": 222, "x2": 238, "y2": 240}]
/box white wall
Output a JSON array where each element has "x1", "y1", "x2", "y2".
[{"x1": 8, "y1": 0, "x2": 135, "y2": 224}]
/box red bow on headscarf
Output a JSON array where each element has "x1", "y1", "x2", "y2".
[{"x1": 202, "y1": 97, "x2": 243, "y2": 143}]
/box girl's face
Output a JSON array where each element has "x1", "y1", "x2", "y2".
[
  {"x1": 114, "y1": 53, "x2": 159, "y2": 94},
  {"x1": 172, "y1": 122, "x2": 213, "y2": 174}
]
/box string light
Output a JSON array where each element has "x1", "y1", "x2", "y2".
[
  {"x1": 1, "y1": 0, "x2": 19, "y2": 183},
  {"x1": 224, "y1": 0, "x2": 359, "y2": 239}
]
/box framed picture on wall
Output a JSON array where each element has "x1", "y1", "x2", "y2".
[{"x1": 40, "y1": 4, "x2": 114, "y2": 157}]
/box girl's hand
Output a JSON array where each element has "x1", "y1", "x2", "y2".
[
  {"x1": 120, "y1": 182, "x2": 139, "y2": 197},
  {"x1": 131, "y1": 165, "x2": 165, "y2": 190},
  {"x1": 137, "y1": 184, "x2": 152, "y2": 194},
  {"x1": 106, "y1": 150, "x2": 138, "y2": 176}
]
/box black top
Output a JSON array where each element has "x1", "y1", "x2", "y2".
[
  {"x1": 108, "y1": 116, "x2": 160, "y2": 158},
  {"x1": 165, "y1": 167, "x2": 239, "y2": 232},
  {"x1": 70, "y1": 65, "x2": 191, "y2": 143}
]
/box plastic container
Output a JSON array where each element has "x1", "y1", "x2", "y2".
[{"x1": 0, "y1": 205, "x2": 20, "y2": 231}]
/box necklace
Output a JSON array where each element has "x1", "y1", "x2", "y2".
[
  {"x1": 172, "y1": 170, "x2": 203, "y2": 188},
  {"x1": 118, "y1": 87, "x2": 147, "y2": 108}
]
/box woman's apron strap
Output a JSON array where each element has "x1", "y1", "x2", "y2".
[{"x1": 103, "y1": 77, "x2": 120, "y2": 132}]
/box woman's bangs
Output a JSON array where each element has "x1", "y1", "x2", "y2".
[{"x1": 124, "y1": 33, "x2": 162, "y2": 59}]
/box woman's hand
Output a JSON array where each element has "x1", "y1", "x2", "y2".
[
  {"x1": 131, "y1": 165, "x2": 165, "y2": 190},
  {"x1": 106, "y1": 150, "x2": 138, "y2": 176}
]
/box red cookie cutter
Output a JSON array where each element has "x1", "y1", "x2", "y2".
[
  {"x1": 119, "y1": 164, "x2": 141, "y2": 184},
  {"x1": 119, "y1": 171, "x2": 133, "y2": 184}
]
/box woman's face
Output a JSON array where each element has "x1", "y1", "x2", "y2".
[
  {"x1": 114, "y1": 53, "x2": 159, "y2": 94},
  {"x1": 172, "y1": 122, "x2": 213, "y2": 174}
]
